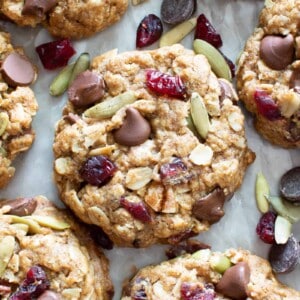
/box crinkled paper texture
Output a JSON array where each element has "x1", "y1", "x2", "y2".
[{"x1": 1, "y1": 0, "x2": 299, "y2": 298}]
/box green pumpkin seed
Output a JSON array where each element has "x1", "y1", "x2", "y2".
[
  {"x1": 190, "y1": 92, "x2": 210, "y2": 139},
  {"x1": 84, "y1": 91, "x2": 137, "y2": 119},
  {"x1": 0, "y1": 236, "x2": 15, "y2": 277},
  {"x1": 27, "y1": 215, "x2": 70, "y2": 230},
  {"x1": 68, "y1": 52, "x2": 90, "y2": 87},
  {"x1": 9, "y1": 215, "x2": 42, "y2": 234},
  {"x1": 210, "y1": 254, "x2": 232, "y2": 274},
  {"x1": 274, "y1": 216, "x2": 292, "y2": 244},
  {"x1": 191, "y1": 249, "x2": 211, "y2": 260},
  {"x1": 193, "y1": 39, "x2": 232, "y2": 81},
  {"x1": 0, "y1": 147, "x2": 7, "y2": 157},
  {"x1": 255, "y1": 172, "x2": 270, "y2": 213},
  {"x1": 159, "y1": 17, "x2": 197, "y2": 47},
  {"x1": 0, "y1": 112, "x2": 9, "y2": 136}
]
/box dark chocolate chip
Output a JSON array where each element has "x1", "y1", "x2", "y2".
[
  {"x1": 192, "y1": 187, "x2": 226, "y2": 224},
  {"x1": 68, "y1": 70, "x2": 105, "y2": 107},
  {"x1": 269, "y1": 235, "x2": 300, "y2": 273},
  {"x1": 1, "y1": 52, "x2": 35, "y2": 87},
  {"x1": 280, "y1": 167, "x2": 300, "y2": 203},
  {"x1": 0, "y1": 197, "x2": 37, "y2": 216},
  {"x1": 260, "y1": 34, "x2": 294, "y2": 70},
  {"x1": 22, "y1": 0, "x2": 57, "y2": 18},
  {"x1": 160, "y1": 0, "x2": 196, "y2": 25},
  {"x1": 113, "y1": 107, "x2": 151, "y2": 146},
  {"x1": 216, "y1": 262, "x2": 250, "y2": 299}
]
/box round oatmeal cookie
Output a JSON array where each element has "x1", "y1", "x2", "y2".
[
  {"x1": 0, "y1": 0, "x2": 128, "y2": 39},
  {"x1": 236, "y1": 0, "x2": 300, "y2": 148},
  {"x1": 0, "y1": 195, "x2": 113, "y2": 299},
  {"x1": 122, "y1": 248, "x2": 300, "y2": 299},
  {"x1": 53, "y1": 44, "x2": 255, "y2": 248},
  {"x1": 0, "y1": 31, "x2": 38, "y2": 188}
]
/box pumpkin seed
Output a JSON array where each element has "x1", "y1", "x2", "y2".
[
  {"x1": 131, "y1": 0, "x2": 147, "y2": 4},
  {"x1": 274, "y1": 216, "x2": 292, "y2": 244},
  {"x1": 9, "y1": 215, "x2": 42, "y2": 234},
  {"x1": 10, "y1": 223, "x2": 29, "y2": 234},
  {"x1": 193, "y1": 39, "x2": 232, "y2": 81},
  {"x1": 84, "y1": 91, "x2": 137, "y2": 119},
  {"x1": 192, "y1": 249, "x2": 211, "y2": 260},
  {"x1": 255, "y1": 172, "x2": 270, "y2": 213},
  {"x1": 0, "y1": 147, "x2": 7, "y2": 157},
  {"x1": 210, "y1": 254, "x2": 231, "y2": 274},
  {"x1": 49, "y1": 63, "x2": 75, "y2": 96},
  {"x1": 159, "y1": 17, "x2": 197, "y2": 47},
  {"x1": 190, "y1": 92, "x2": 210, "y2": 139},
  {"x1": 265, "y1": 0, "x2": 274, "y2": 7},
  {"x1": 0, "y1": 236, "x2": 15, "y2": 276},
  {"x1": 27, "y1": 215, "x2": 70, "y2": 230},
  {"x1": 0, "y1": 112, "x2": 9, "y2": 136},
  {"x1": 68, "y1": 52, "x2": 90, "y2": 87}
]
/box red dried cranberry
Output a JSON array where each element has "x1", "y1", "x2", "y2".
[
  {"x1": 136, "y1": 14, "x2": 163, "y2": 48},
  {"x1": 80, "y1": 156, "x2": 117, "y2": 187},
  {"x1": 120, "y1": 197, "x2": 152, "y2": 223},
  {"x1": 146, "y1": 70, "x2": 187, "y2": 99},
  {"x1": 180, "y1": 282, "x2": 216, "y2": 300},
  {"x1": 89, "y1": 224, "x2": 114, "y2": 250},
  {"x1": 221, "y1": 52, "x2": 236, "y2": 78},
  {"x1": 168, "y1": 229, "x2": 197, "y2": 244},
  {"x1": 194, "y1": 14, "x2": 222, "y2": 49},
  {"x1": 35, "y1": 39, "x2": 75, "y2": 70},
  {"x1": 10, "y1": 265, "x2": 50, "y2": 300},
  {"x1": 160, "y1": 158, "x2": 191, "y2": 185},
  {"x1": 254, "y1": 90, "x2": 281, "y2": 121},
  {"x1": 256, "y1": 211, "x2": 277, "y2": 244}
]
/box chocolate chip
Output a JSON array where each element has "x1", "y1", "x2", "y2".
[
  {"x1": 289, "y1": 68, "x2": 300, "y2": 93},
  {"x1": 280, "y1": 167, "x2": 300, "y2": 203},
  {"x1": 260, "y1": 34, "x2": 294, "y2": 70},
  {"x1": 113, "y1": 107, "x2": 151, "y2": 146},
  {"x1": 216, "y1": 262, "x2": 250, "y2": 299},
  {"x1": 269, "y1": 235, "x2": 300, "y2": 273},
  {"x1": 68, "y1": 70, "x2": 105, "y2": 107},
  {"x1": 160, "y1": 0, "x2": 196, "y2": 25},
  {"x1": 192, "y1": 187, "x2": 226, "y2": 224},
  {"x1": 0, "y1": 197, "x2": 37, "y2": 216},
  {"x1": 37, "y1": 290, "x2": 61, "y2": 300},
  {"x1": 22, "y1": 0, "x2": 57, "y2": 18},
  {"x1": 288, "y1": 121, "x2": 300, "y2": 141},
  {"x1": 1, "y1": 52, "x2": 35, "y2": 87}
]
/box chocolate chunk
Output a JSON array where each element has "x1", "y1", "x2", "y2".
[
  {"x1": 68, "y1": 70, "x2": 105, "y2": 107},
  {"x1": 37, "y1": 290, "x2": 61, "y2": 300},
  {"x1": 289, "y1": 68, "x2": 300, "y2": 93},
  {"x1": 280, "y1": 167, "x2": 300, "y2": 203},
  {"x1": 113, "y1": 107, "x2": 151, "y2": 146},
  {"x1": 269, "y1": 235, "x2": 300, "y2": 273},
  {"x1": 216, "y1": 262, "x2": 250, "y2": 299},
  {"x1": 22, "y1": 0, "x2": 57, "y2": 18},
  {"x1": 0, "y1": 197, "x2": 37, "y2": 216},
  {"x1": 288, "y1": 121, "x2": 300, "y2": 142},
  {"x1": 260, "y1": 34, "x2": 294, "y2": 70},
  {"x1": 1, "y1": 52, "x2": 35, "y2": 87},
  {"x1": 192, "y1": 188, "x2": 226, "y2": 224}
]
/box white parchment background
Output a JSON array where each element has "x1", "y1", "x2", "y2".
[{"x1": 1, "y1": 0, "x2": 300, "y2": 298}]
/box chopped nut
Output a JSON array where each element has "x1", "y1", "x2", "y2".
[
  {"x1": 274, "y1": 216, "x2": 292, "y2": 244},
  {"x1": 125, "y1": 167, "x2": 153, "y2": 190},
  {"x1": 0, "y1": 112, "x2": 9, "y2": 136},
  {"x1": 278, "y1": 92, "x2": 300, "y2": 118},
  {"x1": 0, "y1": 236, "x2": 15, "y2": 276},
  {"x1": 54, "y1": 157, "x2": 74, "y2": 175},
  {"x1": 228, "y1": 111, "x2": 243, "y2": 132},
  {"x1": 189, "y1": 144, "x2": 213, "y2": 165}
]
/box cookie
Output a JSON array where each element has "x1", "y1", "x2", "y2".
[
  {"x1": 0, "y1": 195, "x2": 113, "y2": 299},
  {"x1": 0, "y1": 0, "x2": 128, "y2": 39},
  {"x1": 53, "y1": 44, "x2": 255, "y2": 247},
  {"x1": 122, "y1": 248, "x2": 300, "y2": 299},
  {"x1": 236, "y1": 0, "x2": 300, "y2": 148},
  {"x1": 0, "y1": 31, "x2": 38, "y2": 188}
]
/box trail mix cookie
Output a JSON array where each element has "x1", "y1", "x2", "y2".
[
  {"x1": 0, "y1": 31, "x2": 38, "y2": 188},
  {"x1": 53, "y1": 44, "x2": 255, "y2": 247},
  {"x1": 122, "y1": 248, "x2": 300, "y2": 299},
  {"x1": 0, "y1": 0, "x2": 128, "y2": 39},
  {"x1": 236, "y1": 0, "x2": 300, "y2": 148},
  {"x1": 0, "y1": 195, "x2": 113, "y2": 299}
]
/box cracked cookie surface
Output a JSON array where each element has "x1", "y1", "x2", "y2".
[
  {"x1": 236, "y1": 0, "x2": 300, "y2": 148},
  {"x1": 0, "y1": 32, "x2": 38, "y2": 188},
  {"x1": 53, "y1": 44, "x2": 255, "y2": 247},
  {"x1": 122, "y1": 248, "x2": 300, "y2": 299},
  {"x1": 0, "y1": 0, "x2": 128, "y2": 39},
  {"x1": 0, "y1": 195, "x2": 113, "y2": 299}
]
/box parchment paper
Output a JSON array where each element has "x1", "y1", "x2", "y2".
[{"x1": 1, "y1": 0, "x2": 299, "y2": 298}]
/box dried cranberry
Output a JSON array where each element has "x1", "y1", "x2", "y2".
[
  {"x1": 89, "y1": 224, "x2": 114, "y2": 250},
  {"x1": 254, "y1": 90, "x2": 281, "y2": 121},
  {"x1": 120, "y1": 197, "x2": 152, "y2": 223},
  {"x1": 180, "y1": 282, "x2": 216, "y2": 300},
  {"x1": 221, "y1": 52, "x2": 236, "y2": 78},
  {"x1": 256, "y1": 211, "x2": 277, "y2": 244},
  {"x1": 160, "y1": 158, "x2": 191, "y2": 185},
  {"x1": 194, "y1": 14, "x2": 222, "y2": 49},
  {"x1": 146, "y1": 70, "x2": 187, "y2": 99},
  {"x1": 136, "y1": 14, "x2": 163, "y2": 48},
  {"x1": 35, "y1": 39, "x2": 75, "y2": 70},
  {"x1": 80, "y1": 156, "x2": 117, "y2": 187},
  {"x1": 10, "y1": 265, "x2": 50, "y2": 300},
  {"x1": 168, "y1": 229, "x2": 197, "y2": 244}
]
